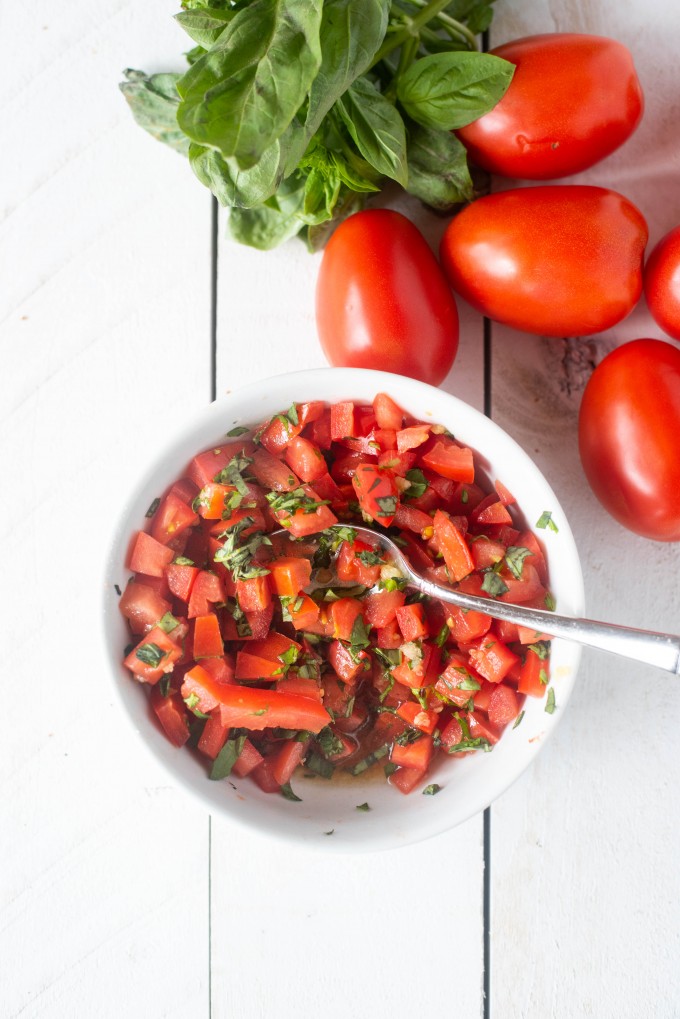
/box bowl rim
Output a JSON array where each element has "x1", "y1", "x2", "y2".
[{"x1": 101, "y1": 366, "x2": 585, "y2": 852}]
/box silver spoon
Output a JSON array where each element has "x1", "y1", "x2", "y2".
[{"x1": 270, "y1": 525, "x2": 680, "y2": 675}]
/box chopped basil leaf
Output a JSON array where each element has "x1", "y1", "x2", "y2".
[
  {"x1": 323, "y1": 829, "x2": 335, "y2": 836},
  {"x1": 504, "y1": 545, "x2": 533, "y2": 580},
  {"x1": 384, "y1": 762, "x2": 398, "y2": 777},
  {"x1": 404, "y1": 468, "x2": 429, "y2": 499},
  {"x1": 512, "y1": 710, "x2": 525, "y2": 729},
  {"x1": 135, "y1": 642, "x2": 167, "y2": 668},
  {"x1": 145, "y1": 497, "x2": 160, "y2": 518},
  {"x1": 447, "y1": 736, "x2": 491, "y2": 754},
  {"x1": 124, "y1": 642, "x2": 135, "y2": 657},
  {"x1": 183, "y1": 692, "x2": 210, "y2": 718},
  {"x1": 375, "y1": 494, "x2": 398, "y2": 517},
  {"x1": 213, "y1": 515, "x2": 271, "y2": 581},
  {"x1": 481, "y1": 570, "x2": 510, "y2": 597},
  {"x1": 539, "y1": 668, "x2": 549, "y2": 686},
  {"x1": 423, "y1": 784, "x2": 441, "y2": 796},
  {"x1": 317, "y1": 727, "x2": 345, "y2": 759},
  {"x1": 528, "y1": 640, "x2": 551, "y2": 660},
  {"x1": 544, "y1": 591, "x2": 556, "y2": 611},
  {"x1": 210, "y1": 734, "x2": 246, "y2": 780},
  {"x1": 536, "y1": 511, "x2": 559, "y2": 533},
  {"x1": 114, "y1": 583, "x2": 122, "y2": 596},
  {"x1": 226, "y1": 426, "x2": 249, "y2": 437},
  {"x1": 278, "y1": 645, "x2": 299, "y2": 668},
  {"x1": 213, "y1": 452, "x2": 253, "y2": 495},
  {"x1": 173, "y1": 556, "x2": 195, "y2": 566},
  {"x1": 380, "y1": 575, "x2": 408, "y2": 592},
  {"x1": 305, "y1": 752, "x2": 335, "y2": 779},
  {"x1": 158, "y1": 611, "x2": 180, "y2": 634},
  {"x1": 356, "y1": 549, "x2": 386, "y2": 567},
  {"x1": 461, "y1": 488, "x2": 469, "y2": 504},
  {"x1": 280, "y1": 782, "x2": 302, "y2": 802},
  {"x1": 349, "y1": 613, "x2": 371, "y2": 661},
  {"x1": 434, "y1": 623, "x2": 450, "y2": 647},
  {"x1": 545, "y1": 687, "x2": 556, "y2": 714},
  {"x1": 356, "y1": 802, "x2": 371, "y2": 811},
  {"x1": 266, "y1": 487, "x2": 330, "y2": 516},
  {"x1": 394, "y1": 727, "x2": 423, "y2": 747},
  {"x1": 158, "y1": 676, "x2": 171, "y2": 698},
  {"x1": 350, "y1": 744, "x2": 389, "y2": 775}
]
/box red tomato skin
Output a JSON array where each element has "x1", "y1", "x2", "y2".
[
  {"x1": 456, "y1": 34, "x2": 643, "y2": 180},
  {"x1": 316, "y1": 210, "x2": 459, "y2": 386},
  {"x1": 644, "y1": 226, "x2": 680, "y2": 341},
  {"x1": 440, "y1": 186, "x2": 648, "y2": 336},
  {"x1": 578, "y1": 339, "x2": 680, "y2": 541}
]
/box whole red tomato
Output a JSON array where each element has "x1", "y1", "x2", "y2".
[
  {"x1": 643, "y1": 225, "x2": 680, "y2": 340},
  {"x1": 439, "y1": 185, "x2": 648, "y2": 336},
  {"x1": 578, "y1": 339, "x2": 680, "y2": 541},
  {"x1": 315, "y1": 209, "x2": 459, "y2": 386},
  {"x1": 456, "y1": 34, "x2": 643, "y2": 180}
]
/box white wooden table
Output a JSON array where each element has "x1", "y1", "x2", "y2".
[{"x1": 3, "y1": 2, "x2": 679, "y2": 1016}]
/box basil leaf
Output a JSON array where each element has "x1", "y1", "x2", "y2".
[
  {"x1": 335, "y1": 76, "x2": 408, "y2": 187},
  {"x1": 405, "y1": 122, "x2": 474, "y2": 210},
  {"x1": 404, "y1": 468, "x2": 429, "y2": 500},
  {"x1": 189, "y1": 141, "x2": 281, "y2": 209},
  {"x1": 545, "y1": 688, "x2": 556, "y2": 714},
  {"x1": 505, "y1": 546, "x2": 533, "y2": 581},
  {"x1": 280, "y1": 782, "x2": 303, "y2": 802},
  {"x1": 397, "y1": 52, "x2": 514, "y2": 131},
  {"x1": 481, "y1": 571, "x2": 509, "y2": 598},
  {"x1": 119, "y1": 70, "x2": 189, "y2": 156},
  {"x1": 536, "y1": 511, "x2": 559, "y2": 533},
  {"x1": 281, "y1": 0, "x2": 390, "y2": 177},
  {"x1": 228, "y1": 176, "x2": 306, "y2": 249},
  {"x1": 135, "y1": 642, "x2": 166, "y2": 668},
  {"x1": 422, "y1": 783, "x2": 441, "y2": 795},
  {"x1": 210, "y1": 734, "x2": 246, "y2": 780},
  {"x1": 174, "y1": 7, "x2": 234, "y2": 48},
  {"x1": 355, "y1": 802, "x2": 371, "y2": 811},
  {"x1": 177, "y1": 0, "x2": 324, "y2": 169}
]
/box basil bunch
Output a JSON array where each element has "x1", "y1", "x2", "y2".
[{"x1": 120, "y1": 0, "x2": 513, "y2": 250}]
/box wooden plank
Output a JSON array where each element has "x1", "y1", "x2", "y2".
[
  {"x1": 214, "y1": 200, "x2": 487, "y2": 1015},
  {"x1": 1, "y1": 2, "x2": 211, "y2": 1014},
  {"x1": 488, "y1": 2, "x2": 680, "y2": 1015}
]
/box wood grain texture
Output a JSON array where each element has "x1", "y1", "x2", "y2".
[
  {"x1": 488, "y1": 3, "x2": 680, "y2": 1016},
  {"x1": 1, "y1": 2, "x2": 212, "y2": 1015}
]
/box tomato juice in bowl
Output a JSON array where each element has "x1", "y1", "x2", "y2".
[{"x1": 103, "y1": 368, "x2": 584, "y2": 851}]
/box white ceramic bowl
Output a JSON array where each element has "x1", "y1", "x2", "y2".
[{"x1": 102, "y1": 367, "x2": 584, "y2": 852}]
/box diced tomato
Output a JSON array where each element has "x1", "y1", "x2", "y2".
[
  {"x1": 250, "y1": 759, "x2": 282, "y2": 793},
  {"x1": 435, "y1": 656, "x2": 483, "y2": 708},
  {"x1": 328, "y1": 598, "x2": 363, "y2": 641},
  {"x1": 208, "y1": 506, "x2": 266, "y2": 539},
  {"x1": 391, "y1": 733, "x2": 433, "y2": 771},
  {"x1": 335, "y1": 539, "x2": 382, "y2": 588},
  {"x1": 323, "y1": 675, "x2": 355, "y2": 719},
  {"x1": 378, "y1": 449, "x2": 418, "y2": 475},
  {"x1": 487, "y1": 684, "x2": 520, "y2": 729},
  {"x1": 363, "y1": 589, "x2": 407, "y2": 628},
  {"x1": 119, "y1": 581, "x2": 171, "y2": 636},
  {"x1": 516, "y1": 529, "x2": 549, "y2": 585},
  {"x1": 287, "y1": 594, "x2": 320, "y2": 630},
  {"x1": 310, "y1": 409, "x2": 332, "y2": 450},
  {"x1": 352, "y1": 463, "x2": 399, "y2": 526},
  {"x1": 194, "y1": 483, "x2": 236, "y2": 519},
  {"x1": 187, "y1": 441, "x2": 255, "y2": 488},
  {"x1": 149, "y1": 687, "x2": 190, "y2": 747},
  {"x1": 439, "y1": 716, "x2": 464, "y2": 750},
  {"x1": 330, "y1": 401, "x2": 355, "y2": 441},
  {"x1": 309, "y1": 471, "x2": 348, "y2": 510},
  {"x1": 468, "y1": 637, "x2": 520, "y2": 684},
  {"x1": 373, "y1": 392, "x2": 404, "y2": 431},
  {"x1": 235, "y1": 575, "x2": 272, "y2": 613},
  {"x1": 187, "y1": 571, "x2": 227, "y2": 618},
  {"x1": 200, "y1": 654, "x2": 235, "y2": 685},
  {"x1": 270, "y1": 738, "x2": 311, "y2": 786},
  {"x1": 284, "y1": 435, "x2": 327, "y2": 482},
  {"x1": 274, "y1": 485, "x2": 338, "y2": 537},
  {"x1": 376, "y1": 618, "x2": 403, "y2": 649},
  {"x1": 166, "y1": 563, "x2": 200, "y2": 603},
  {"x1": 472, "y1": 495, "x2": 513, "y2": 527},
  {"x1": 232, "y1": 738, "x2": 263, "y2": 777},
  {"x1": 275, "y1": 676, "x2": 323, "y2": 702},
  {"x1": 495, "y1": 480, "x2": 516, "y2": 506},
  {"x1": 497, "y1": 563, "x2": 544, "y2": 605},
  {"x1": 470, "y1": 537, "x2": 506, "y2": 571},
  {"x1": 392, "y1": 642, "x2": 437, "y2": 690},
  {"x1": 128, "y1": 531, "x2": 174, "y2": 578},
  {"x1": 518, "y1": 648, "x2": 550, "y2": 697},
  {"x1": 328, "y1": 639, "x2": 369, "y2": 683},
  {"x1": 396, "y1": 701, "x2": 439, "y2": 734},
  {"x1": 249, "y1": 447, "x2": 300, "y2": 492},
  {"x1": 235, "y1": 651, "x2": 285, "y2": 680},
  {"x1": 432, "y1": 509, "x2": 474, "y2": 582},
  {"x1": 395, "y1": 602, "x2": 429, "y2": 642},
  {"x1": 150, "y1": 493, "x2": 199, "y2": 544},
  {"x1": 242, "y1": 604, "x2": 275, "y2": 640},
  {"x1": 393, "y1": 503, "x2": 435, "y2": 538},
  {"x1": 193, "y1": 612, "x2": 224, "y2": 659},
  {"x1": 198, "y1": 711, "x2": 229, "y2": 759},
  {"x1": 396, "y1": 424, "x2": 431, "y2": 452},
  {"x1": 467, "y1": 711, "x2": 501, "y2": 745},
  {"x1": 421, "y1": 440, "x2": 475, "y2": 483},
  {"x1": 390, "y1": 766, "x2": 427, "y2": 795},
  {"x1": 124, "y1": 626, "x2": 183, "y2": 684}
]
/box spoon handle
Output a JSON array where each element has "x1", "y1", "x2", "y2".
[{"x1": 413, "y1": 574, "x2": 680, "y2": 675}]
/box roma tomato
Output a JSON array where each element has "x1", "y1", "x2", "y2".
[
  {"x1": 440, "y1": 186, "x2": 648, "y2": 336},
  {"x1": 644, "y1": 226, "x2": 680, "y2": 341},
  {"x1": 578, "y1": 339, "x2": 680, "y2": 541},
  {"x1": 456, "y1": 34, "x2": 643, "y2": 180},
  {"x1": 315, "y1": 210, "x2": 459, "y2": 386}
]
